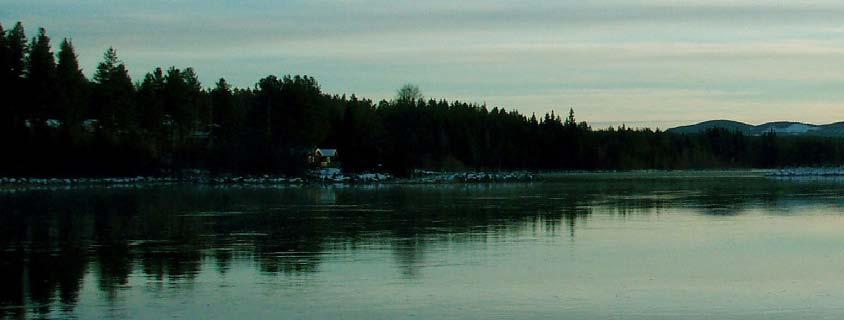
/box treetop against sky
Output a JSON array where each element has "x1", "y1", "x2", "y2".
[{"x1": 5, "y1": 0, "x2": 844, "y2": 125}]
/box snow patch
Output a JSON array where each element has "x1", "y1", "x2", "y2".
[
  {"x1": 763, "y1": 124, "x2": 819, "y2": 134},
  {"x1": 768, "y1": 167, "x2": 844, "y2": 177}
]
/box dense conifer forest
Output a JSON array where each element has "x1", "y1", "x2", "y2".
[{"x1": 3, "y1": 22, "x2": 844, "y2": 177}]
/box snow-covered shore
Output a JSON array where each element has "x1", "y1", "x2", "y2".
[
  {"x1": 17, "y1": 167, "x2": 844, "y2": 186},
  {"x1": 309, "y1": 168, "x2": 534, "y2": 183},
  {"x1": 767, "y1": 167, "x2": 844, "y2": 177},
  {"x1": 406, "y1": 170, "x2": 535, "y2": 183},
  {"x1": 0, "y1": 169, "x2": 536, "y2": 186},
  {"x1": 0, "y1": 174, "x2": 348, "y2": 186},
  {"x1": 0, "y1": 176, "x2": 301, "y2": 186}
]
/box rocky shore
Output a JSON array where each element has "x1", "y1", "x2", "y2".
[{"x1": 0, "y1": 169, "x2": 536, "y2": 187}]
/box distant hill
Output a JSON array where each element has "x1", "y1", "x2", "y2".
[
  {"x1": 667, "y1": 120, "x2": 755, "y2": 134},
  {"x1": 667, "y1": 120, "x2": 844, "y2": 137}
]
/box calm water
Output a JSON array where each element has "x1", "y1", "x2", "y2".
[{"x1": 3, "y1": 173, "x2": 844, "y2": 319}]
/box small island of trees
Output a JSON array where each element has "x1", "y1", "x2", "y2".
[{"x1": 2, "y1": 21, "x2": 844, "y2": 177}]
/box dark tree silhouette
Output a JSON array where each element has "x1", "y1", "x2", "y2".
[
  {"x1": 56, "y1": 38, "x2": 88, "y2": 132},
  {"x1": 6, "y1": 22, "x2": 27, "y2": 81},
  {"x1": 396, "y1": 83, "x2": 422, "y2": 103},
  {"x1": 3, "y1": 20, "x2": 844, "y2": 177},
  {"x1": 93, "y1": 47, "x2": 135, "y2": 131},
  {"x1": 0, "y1": 22, "x2": 9, "y2": 135},
  {"x1": 5, "y1": 22, "x2": 27, "y2": 130},
  {"x1": 26, "y1": 27, "x2": 57, "y2": 123}
]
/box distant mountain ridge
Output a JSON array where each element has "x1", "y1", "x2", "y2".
[{"x1": 667, "y1": 120, "x2": 844, "y2": 137}]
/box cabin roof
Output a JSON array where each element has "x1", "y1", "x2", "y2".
[{"x1": 317, "y1": 148, "x2": 337, "y2": 157}]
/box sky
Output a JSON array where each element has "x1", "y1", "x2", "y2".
[{"x1": 4, "y1": 0, "x2": 844, "y2": 128}]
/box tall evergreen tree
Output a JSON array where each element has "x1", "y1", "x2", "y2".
[
  {"x1": 93, "y1": 47, "x2": 120, "y2": 84},
  {"x1": 0, "y1": 21, "x2": 13, "y2": 168},
  {"x1": 137, "y1": 67, "x2": 166, "y2": 132},
  {"x1": 565, "y1": 108, "x2": 576, "y2": 127},
  {"x1": 278, "y1": 75, "x2": 328, "y2": 149},
  {"x1": 26, "y1": 27, "x2": 58, "y2": 121},
  {"x1": 55, "y1": 38, "x2": 88, "y2": 130},
  {"x1": 93, "y1": 47, "x2": 135, "y2": 131},
  {"x1": 6, "y1": 22, "x2": 27, "y2": 82},
  {"x1": 0, "y1": 22, "x2": 9, "y2": 131},
  {"x1": 209, "y1": 78, "x2": 242, "y2": 170},
  {"x1": 163, "y1": 67, "x2": 192, "y2": 137},
  {"x1": 5, "y1": 22, "x2": 27, "y2": 129},
  {"x1": 211, "y1": 78, "x2": 234, "y2": 131},
  {"x1": 182, "y1": 67, "x2": 204, "y2": 131},
  {"x1": 0, "y1": 22, "x2": 7, "y2": 82},
  {"x1": 339, "y1": 95, "x2": 382, "y2": 171}
]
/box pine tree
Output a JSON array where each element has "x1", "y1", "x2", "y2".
[
  {"x1": 163, "y1": 66, "x2": 191, "y2": 136},
  {"x1": 93, "y1": 47, "x2": 135, "y2": 131},
  {"x1": 93, "y1": 47, "x2": 119, "y2": 83},
  {"x1": 27, "y1": 27, "x2": 58, "y2": 121},
  {"x1": 183, "y1": 67, "x2": 201, "y2": 92},
  {"x1": 565, "y1": 108, "x2": 576, "y2": 128},
  {"x1": 6, "y1": 22, "x2": 27, "y2": 82},
  {"x1": 56, "y1": 38, "x2": 88, "y2": 130},
  {"x1": 111, "y1": 64, "x2": 135, "y2": 129},
  {"x1": 211, "y1": 78, "x2": 234, "y2": 129},
  {"x1": 5, "y1": 22, "x2": 27, "y2": 130},
  {"x1": 182, "y1": 67, "x2": 204, "y2": 131},
  {"x1": 0, "y1": 22, "x2": 7, "y2": 81},
  {"x1": 137, "y1": 67, "x2": 166, "y2": 132},
  {"x1": 210, "y1": 78, "x2": 241, "y2": 169},
  {"x1": 0, "y1": 22, "x2": 9, "y2": 131}
]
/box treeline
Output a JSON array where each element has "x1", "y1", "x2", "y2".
[{"x1": 2, "y1": 21, "x2": 844, "y2": 177}]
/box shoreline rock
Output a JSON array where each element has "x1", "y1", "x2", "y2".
[{"x1": 0, "y1": 169, "x2": 536, "y2": 187}]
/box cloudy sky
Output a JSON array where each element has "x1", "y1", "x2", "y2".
[{"x1": 4, "y1": 0, "x2": 844, "y2": 128}]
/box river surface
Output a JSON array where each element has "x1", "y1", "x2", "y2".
[{"x1": 2, "y1": 172, "x2": 844, "y2": 319}]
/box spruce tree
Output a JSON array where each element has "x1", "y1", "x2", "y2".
[
  {"x1": 5, "y1": 22, "x2": 27, "y2": 129},
  {"x1": 210, "y1": 78, "x2": 240, "y2": 169},
  {"x1": 93, "y1": 47, "x2": 118, "y2": 83},
  {"x1": 0, "y1": 22, "x2": 9, "y2": 131},
  {"x1": 56, "y1": 38, "x2": 88, "y2": 130},
  {"x1": 137, "y1": 68, "x2": 166, "y2": 132},
  {"x1": 565, "y1": 108, "x2": 576, "y2": 128},
  {"x1": 0, "y1": 22, "x2": 7, "y2": 81},
  {"x1": 93, "y1": 47, "x2": 135, "y2": 131},
  {"x1": 6, "y1": 22, "x2": 27, "y2": 81},
  {"x1": 111, "y1": 64, "x2": 135, "y2": 130},
  {"x1": 164, "y1": 67, "x2": 191, "y2": 136},
  {"x1": 211, "y1": 78, "x2": 234, "y2": 130},
  {"x1": 27, "y1": 27, "x2": 57, "y2": 121},
  {"x1": 182, "y1": 67, "x2": 203, "y2": 131}
]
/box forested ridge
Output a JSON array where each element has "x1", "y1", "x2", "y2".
[{"x1": 3, "y1": 22, "x2": 844, "y2": 177}]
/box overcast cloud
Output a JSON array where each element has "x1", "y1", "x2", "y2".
[{"x1": 4, "y1": 0, "x2": 844, "y2": 127}]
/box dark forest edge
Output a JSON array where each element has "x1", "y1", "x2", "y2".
[{"x1": 3, "y1": 21, "x2": 844, "y2": 178}]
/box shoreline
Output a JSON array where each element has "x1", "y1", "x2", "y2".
[
  {"x1": 0, "y1": 170, "x2": 539, "y2": 187},
  {"x1": 4, "y1": 167, "x2": 844, "y2": 188},
  {"x1": 0, "y1": 168, "x2": 792, "y2": 187}
]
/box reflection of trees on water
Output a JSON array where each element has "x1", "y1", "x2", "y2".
[
  {"x1": 0, "y1": 177, "x2": 841, "y2": 317},
  {"x1": 0, "y1": 191, "x2": 93, "y2": 319}
]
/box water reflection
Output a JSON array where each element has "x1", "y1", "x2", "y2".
[{"x1": 0, "y1": 176, "x2": 842, "y2": 319}]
